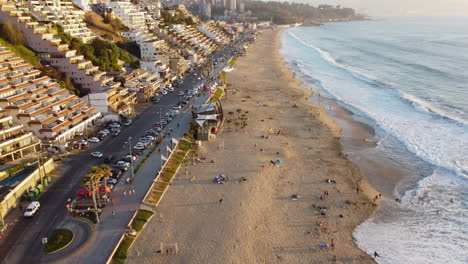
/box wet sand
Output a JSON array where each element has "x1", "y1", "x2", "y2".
[{"x1": 127, "y1": 27, "x2": 379, "y2": 264}]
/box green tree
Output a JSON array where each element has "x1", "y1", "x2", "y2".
[{"x1": 0, "y1": 22, "x2": 25, "y2": 45}]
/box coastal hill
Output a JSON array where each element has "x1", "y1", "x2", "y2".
[{"x1": 245, "y1": 1, "x2": 365, "y2": 24}]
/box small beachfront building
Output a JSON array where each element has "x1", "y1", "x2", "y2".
[{"x1": 193, "y1": 101, "x2": 223, "y2": 141}]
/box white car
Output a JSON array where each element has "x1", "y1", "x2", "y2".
[
  {"x1": 88, "y1": 137, "x2": 100, "y2": 143},
  {"x1": 134, "y1": 143, "x2": 145, "y2": 150},
  {"x1": 91, "y1": 151, "x2": 103, "y2": 158},
  {"x1": 168, "y1": 87, "x2": 174, "y2": 92},
  {"x1": 161, "y1": 89, "x2": 168, "y2": 95},
  {"x1": 123, "y1": 120, "x2": 132, "y2": 126},
  {"x1": 100, "y1": 129, "x2": 110, "y2": 134},
  {"x1": 24, "y1": 201, "x2": 40, "y2": 217},
  {"x1": 109, "y1": 123, "x2": 121, "y2": 128},
  {"x1": 178, "y1": 91, "x2": 184, "y2": 96},
  {"x1": 125, "y1": 155, "x2": 137, "y2": 161},
  {"x1": 117, "y1": 161, "x2": 130, "y2": 168}
]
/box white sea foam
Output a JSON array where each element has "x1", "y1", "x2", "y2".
[
  {"x1": 285, "y1": 30, "x2": 468, "y2": 178},
  {"x1": 354, "y1": 169, "x2": 468, "y2": 264},
  {"x1": 281, "y1": 25, "x2": 468, "y2": 263}
]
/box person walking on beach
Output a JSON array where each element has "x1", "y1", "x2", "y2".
[
  {"x1": 219, "y1": 198, "x2": 223, "y2": 204},
  {"x1": 374, "y1": 251, "x2": 380, "y2": 258}
]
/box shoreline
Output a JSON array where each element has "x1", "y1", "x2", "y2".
[{"x1": 127, "y1": 27, "x2": 378, "y2": 263}]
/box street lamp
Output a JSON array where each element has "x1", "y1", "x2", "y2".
[{"x1": 128, "y1": 137, "x2": 135, "y2": 180}]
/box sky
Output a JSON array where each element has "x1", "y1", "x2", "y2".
[{"x1": 294, "y1": 0, "x2": 468, "y2": 16}]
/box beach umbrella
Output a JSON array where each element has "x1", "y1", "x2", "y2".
[
  {"x1": 99, "y1": 185, "x2": 111, "y2": 193},
  {"x1": 276, "y1": 159, "x2": 282, "y2": 163},
  {"x1": 76, "y1": 189, "x2": 88, "y2": 196}
]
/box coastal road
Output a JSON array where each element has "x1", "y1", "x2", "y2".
[{"x1": 0, "y1": 34, "x2": 252, "y2": 263}]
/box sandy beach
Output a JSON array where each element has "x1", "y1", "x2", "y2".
[{"x1": 128, "y1": 27, "x2": 378, "y2": 263}]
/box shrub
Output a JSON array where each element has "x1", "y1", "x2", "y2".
[{"x1": 43, "y1": 229, "x2": 73, "y2": 253}]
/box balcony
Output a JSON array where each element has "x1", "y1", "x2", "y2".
[{"x1": 57, "y1": 44, "x2": 69, "y2": 52}]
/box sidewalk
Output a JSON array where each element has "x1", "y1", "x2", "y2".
[{"x1": 59, "y1": 91, "x2": 212, "y2": 263}]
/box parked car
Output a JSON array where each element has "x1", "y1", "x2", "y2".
[
  {"x1": 110, "y1": 168, "x2": 122, "y2": 179},
  {"x1": 134, "y1": 143, "x2": 145, "y2": 150},
  {"x1": 123, "y1": 120, "x2": 133, "y2": 126},
  {"x1": 161, "y1": 89, "x2": 168, "y2": 95},
  {"x1": 100, "y1": 177, "x2": 117, "y2": 185},
  {"x1": 167, "y1": 87, "x2": 174, "y2": 92},
  {"x1": 125, "y1": 155, "x2": 136, "y2": 162},
  {"x1": 144, "y1": 135, "x2": 155, "y2": 141},
  {"x1": 101, "y1": 129, "x2": 110, "y2": 134},
  {"x1": 178, "y1": 91, "x2": 184, "y2": 96},
  {"x1": 146, "y1": 129, "x2": 158, "y2": 136},
  {"x1": 112, "y1": 129, "x2": 121, "y2": 137},
  {"x1": 24, "y1": 201, "x2": 40, "y2": 217},
  {"x1": 109, "y1": 123, "x2": 121, "y2": 129},
  {"x1": 91, "y1": 151, "x2": 103, "y2": 158},
  {"x1": 88, "y1": 137, "x2": 100, "y2": 143},
  {"x1": 116, "y1": 161, "x2": 130, "y2": 171}
]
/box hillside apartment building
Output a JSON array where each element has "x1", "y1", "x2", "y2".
[{"x1": 0, "y1": 46, "x2": 101, "y2": 160}]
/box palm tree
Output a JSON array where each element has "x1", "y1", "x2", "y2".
[
  {"x1": 82, "y1": 171, "x2": 100, "y2": 223},
  {"x1": 82, "y1": 165, "x2": 112, "y2": 223}
]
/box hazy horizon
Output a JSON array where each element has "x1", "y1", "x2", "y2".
[{"x1": 282, "y1": 0, "x2": 468, "y2": 16}]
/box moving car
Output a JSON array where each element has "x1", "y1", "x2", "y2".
[
  {"x1": 178, "y1": 91, "x2": 184, "y2": 96},
  {"x1": 88, "y1": 137, "x2": 100, "y2": 143},
  {"x1": 123, "y1": 120, "x2": 133, "y2": 126},
  {"x1": 104, "y1": 155, "x2": 114, "y2": 163},
  {"x1": 91, "y1": 151, "x2": 103, "y2": 158},
  {"x1": 24, "y1": 201, "x2": 40, "y2": 217}
]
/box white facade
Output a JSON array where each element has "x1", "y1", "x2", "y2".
[
  {"x1": 27, "y1": 0, "x2": 96, "y2": 43},
  {"x1": 107, "y1": 1, "x2": 146, "y2": 31}
]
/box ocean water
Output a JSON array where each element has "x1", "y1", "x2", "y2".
[{"x1": 280, "y1": 17, "x2": 468, "y2": 264}]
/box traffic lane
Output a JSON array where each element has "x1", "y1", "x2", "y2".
[
  {"x1": 2, "y1": 153, "x2": 99, "y2": 263},
  {"x1": 0, "y1": 44, "x2": 235, "y2": 262}
]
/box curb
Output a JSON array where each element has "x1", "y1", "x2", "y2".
[{"x1": 45, "y1": 229, "x2": 74, "y2": 255}]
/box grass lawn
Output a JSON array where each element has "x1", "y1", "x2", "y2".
[
  {"x1": 43, "y1": 229, "x2": 74, "y2": 253},
  {"x1": 207, "y1": 88, "x2": 224, "y2": 103},
  {"x1": 113, "y1": 236, "x2": 135, "y2": 263},
  {"x1": 131, "y1": 209, "x2": 155, "y2": 232},
  {"x1": 229, "y1": 56, "x2": 238, "y2": 65}
]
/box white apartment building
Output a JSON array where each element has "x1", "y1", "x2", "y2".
[
  {"x1": 27, "y1": 0, "x2": 96, "y2": 43},
  {"x1": 0, "y1": 46, "x2": 101, "y2": 146},
  {"x1": 0, "y1": 1, "x2": 121, "y2": 94},
  {"x1": 106, "y1": 1, "x2": 146, "y2": 31}
]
